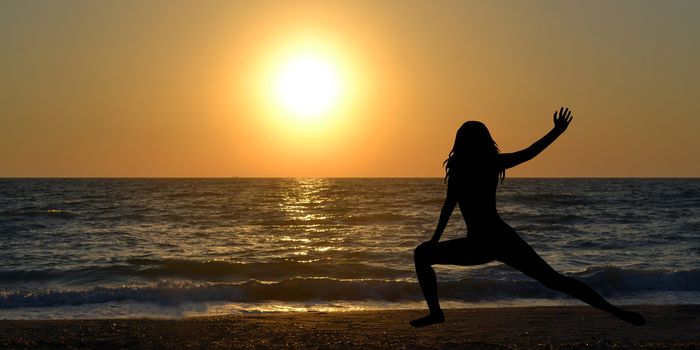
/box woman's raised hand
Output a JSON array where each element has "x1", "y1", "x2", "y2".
[{"x1": 553, "y1": 107, "x2": 573, "y2": 133}]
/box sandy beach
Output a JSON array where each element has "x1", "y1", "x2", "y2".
[{"x1": 1, "y1": 305, "x2": 698, "y2": 349}]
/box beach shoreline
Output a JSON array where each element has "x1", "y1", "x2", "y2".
[{"x1": 1, "y1": 305, "x2": 698, "y2": 349}]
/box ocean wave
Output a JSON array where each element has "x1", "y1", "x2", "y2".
[
  {"x1": 343, "y1": 213, "x2": 430, "y2": 225},
  {"x1": 574, "y1": 265, "x2": 700, "y2": 293},
  {"x1": 508, "y1": 213, "x2": 587, "y2": 225},
  {"x1": 504, "y1": 193, "x2": 593, "y2": 206},
  {"x1": 0, "y1": 209, "x2": 79, "y2": 219},
  {"x1": 245, "y1": 213, "x2": 430, "y2": 226},
  {"x1": 0, "y1": 259, "x2": 408, "y2": 283},
  {"x1": 1, "y1": 266, "x2": 698, "y2": 308},
  {"x1": 680, "y1": 218, "x2": 700, "y2": 232}
]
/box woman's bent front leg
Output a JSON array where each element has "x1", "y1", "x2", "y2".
[
  {"x1": 413, "y1": 241, "x2": 442, "y2": 319},
  {"x1": 411, "y1": 238, "x2": 494, "y2": 327}
]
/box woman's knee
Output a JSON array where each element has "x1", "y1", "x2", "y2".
[{"x1": 414, "y1": 241, "x2": 435, "y2": 264}]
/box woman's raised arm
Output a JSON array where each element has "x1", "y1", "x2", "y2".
[{"x1": 498, "y1": 107, "x2": 573, "y2": 170}]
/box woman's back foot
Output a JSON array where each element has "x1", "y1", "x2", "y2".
[
  {"x1": 618, "y1": 310, "x2": 645, "y2": 326},
  {"x1": 410, "y1": 311, "x2": 445, "y2": 328}
]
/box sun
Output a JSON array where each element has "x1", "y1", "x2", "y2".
[{"x1": 273, "y1": 54, "x2": 342, "y2": 120}]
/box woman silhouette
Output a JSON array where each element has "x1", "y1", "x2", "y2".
[{"x1": 411, "y1": 107, "x2": 645, "y2": 327}]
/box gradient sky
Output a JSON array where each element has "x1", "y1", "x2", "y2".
[{"x1": 2, "y1": 1, "x2": 698, "y2": 177}]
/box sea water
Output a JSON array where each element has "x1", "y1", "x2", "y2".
[{"x1": 0, "y1": 178, "x2": 698, "y2": 319}]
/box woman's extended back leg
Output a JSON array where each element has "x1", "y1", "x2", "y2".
[{"x1": 497, "y1": 234, "x2": 644, "y2": 325}]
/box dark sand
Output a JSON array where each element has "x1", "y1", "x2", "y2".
[{"x1": 1, "y1": 305, "x2": 698, "y2": 349}]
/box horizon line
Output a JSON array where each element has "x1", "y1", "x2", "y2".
[{"x1": 1, "y1": 176, "x2": 699, "y2": 180}]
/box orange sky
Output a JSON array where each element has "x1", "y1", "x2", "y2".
[{"x1": 1, "y1": 1, "x2": 698, "y2": 177}]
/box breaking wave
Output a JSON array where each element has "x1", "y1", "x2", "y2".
[{"x1": 2, "y1": 266, "x2": 697, "y2": 308}]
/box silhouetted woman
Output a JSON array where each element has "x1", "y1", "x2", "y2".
[{"x1": 411, "y1": 108, "x2": 645, "y2": 327}]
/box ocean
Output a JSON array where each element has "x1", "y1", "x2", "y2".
[{"x1": 0, "y1": 178, "x2": 698, "y2": 319}]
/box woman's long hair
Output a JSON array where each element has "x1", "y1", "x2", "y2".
[{"x1": 443, "y1": 121, "x2": 505, "y2": 184}]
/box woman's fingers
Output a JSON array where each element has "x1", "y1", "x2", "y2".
[
  {"x1": 553, "y1": 107, "x2": 573, "y2": 130},
  {"x1": 554, "y1": 107, "x2": 572, "y2": 120}
]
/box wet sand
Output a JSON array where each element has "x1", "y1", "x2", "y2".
[{"x1": 1, "y1": 305, "x2": 698, "y2": 349}]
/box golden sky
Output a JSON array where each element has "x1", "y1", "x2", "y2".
[{"x1": 1, "y1": 1, "x2": 698, "y2": 177}]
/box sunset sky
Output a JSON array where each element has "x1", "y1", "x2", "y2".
[{"x1": 1, "y1": 1, "x2": 698, "y2": 177}]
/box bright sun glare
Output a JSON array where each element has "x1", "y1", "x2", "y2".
[{"x1": 274, "y1": 55, "x2": 342, "y2": 120}]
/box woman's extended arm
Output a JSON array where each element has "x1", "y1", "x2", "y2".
[
  {"x1": 499, "y1": 107, "x2": 573, "y2": 170},
  {"x1": 430, "y1": 188, "x2": 457, "y2": 243}
]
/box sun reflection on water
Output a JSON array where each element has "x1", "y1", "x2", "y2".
[
  {"x1": 280, "y1": 178, "x2": 331, "y2": 222},
  {"x1": 276, "y1": 178, "x2": 345, "y2": 261}
]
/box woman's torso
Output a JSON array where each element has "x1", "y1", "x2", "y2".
[{"x1": 449, "y1": 166, "x2": 509, "y2": 238}]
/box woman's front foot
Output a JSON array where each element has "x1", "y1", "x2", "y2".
[{"x1": 410, "y1": 310, "x2": 445, "y2": 328}]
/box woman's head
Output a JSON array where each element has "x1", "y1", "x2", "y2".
[{"x1": 443, "y1": 121, "x2": 504, "y2": 183}]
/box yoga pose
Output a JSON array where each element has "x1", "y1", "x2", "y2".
[{"x1": 411, "y1": 108, "x2": 645, "y2": 327}]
